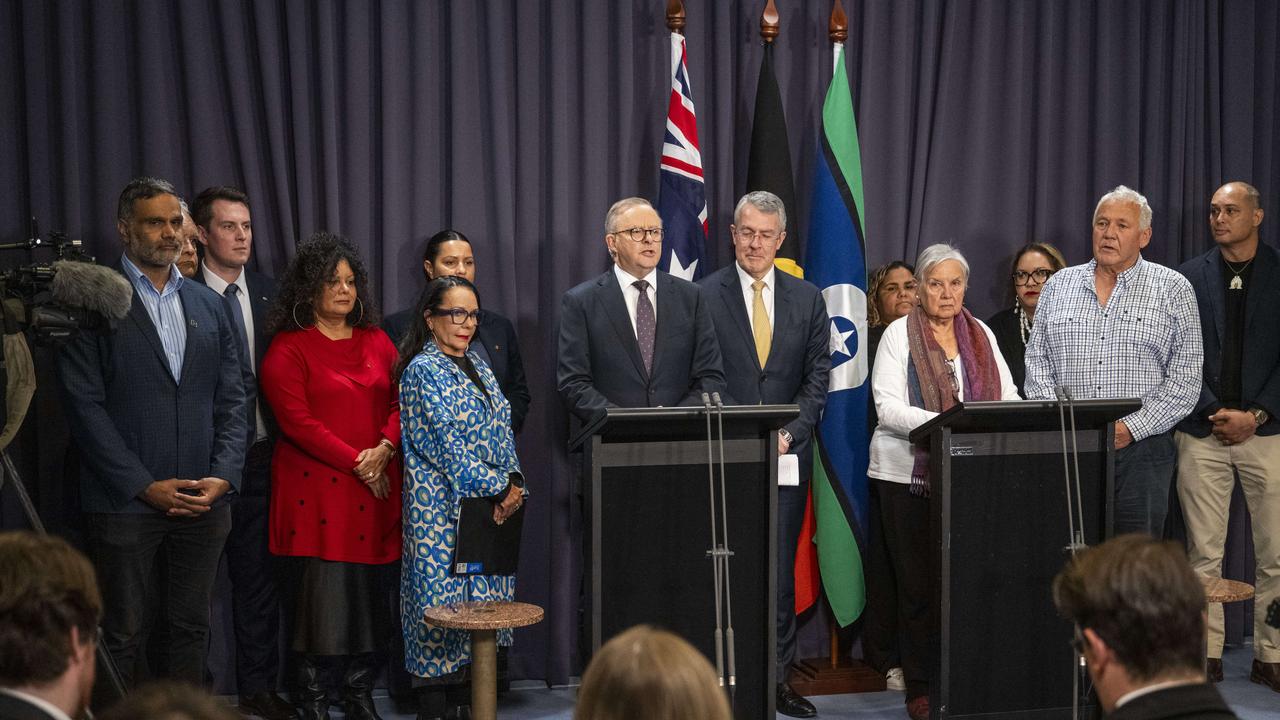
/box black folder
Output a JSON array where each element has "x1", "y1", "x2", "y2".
[{"x1": 451, "y1": 497, "x2": 524, "y2": 576}]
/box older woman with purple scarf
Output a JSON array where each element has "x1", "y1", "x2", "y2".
[{"x1": 867, "y1": 243, "x2": 1020, "y2": 720}]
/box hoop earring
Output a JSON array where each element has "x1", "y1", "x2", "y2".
[
  {"x1": 292, "y1": 302, "x2": 312, "y2": 329},
  {"x1": 353, "y1": 297, "x2": 365, "y2": 326}
]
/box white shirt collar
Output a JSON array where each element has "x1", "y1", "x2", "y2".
[
  {"x1": 0, "y1": 688, "x2": 75, "y2": 720},
  {"x1": 613, "y1": 263, "x2": 658, "y2": 290},
  {"x1": 201, "y1": 261, "x2": 247, "y2": 295},
  {"x1": 1113, "y1": 679, "x2": 1204, "y2": 709},
  {"x1": 734, "y1": 262, "x2": 775, "y2": 293}
]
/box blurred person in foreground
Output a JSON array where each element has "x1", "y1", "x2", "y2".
[
  {"x1": 1053, "y1": 534, "x2": 1237, "y2": 720},
  {"x1": 97, "y1": 681, "x2": 238, "y2": 720},
  {"x1": 0, "y1": 531, "x2": 101, "y2": 720},
  {"x1": 573, "y1": 625, "x2": 731, "y2": 720}
]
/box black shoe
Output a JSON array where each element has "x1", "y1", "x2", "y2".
[
  {"x1": 340, "y1": 654, "x2": 384, "y2": 720},
  {"x1": 446, "y1": 683, "x2": 472, "y2": 720},
  {"x1": 776, "y1": 682, "x2": 817, "y2": 718},
  {"x1": 239, "y1": 690, "x2": 297, "y2": 720},
  {"x1": 295, "y1": 656, "x2": 330, "y2": 720},
  {"x1": 415, "y1": 687, "x2": 446, "y2": 720},
  {"x1": 1206, "y1": 657, "x2": 1223, "y2": 683}
]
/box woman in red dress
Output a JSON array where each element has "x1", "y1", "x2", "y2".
[{"x1": 260, "y1": 232, "x2": 400, "y2": 720}]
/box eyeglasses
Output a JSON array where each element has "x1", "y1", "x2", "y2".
[
  {"x1": 734, "y1": 228, "x2": 780, "y2": 243},
  {"x1": 434, "y1": 308, "x2": 485, "y2": 325},
  {"x1": 1013, "y1": 269, "x2": 1054, "y2": 286},
  {"x1": 612, "y1": 227, "x2": 664, "y2": 244}
]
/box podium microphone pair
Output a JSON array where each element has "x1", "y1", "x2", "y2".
[
  {"x1": 702, "y1": 392, "x2": 737, "y2": 706},
  {"x1": 1055, "y1": 385, "x2": 1091, "y2": 720}
]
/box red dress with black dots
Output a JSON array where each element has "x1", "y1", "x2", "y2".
[{"x1": 261, "y1": 325, "x2": 402, "y2": 564}]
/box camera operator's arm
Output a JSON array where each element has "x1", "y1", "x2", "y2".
[{"x1": 56, "y1": 328, "x2": 156, "y2": 510}]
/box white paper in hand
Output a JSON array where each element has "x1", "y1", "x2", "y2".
[{"x1": 778, "y1": 453, "x2": 799, "y2": 486}]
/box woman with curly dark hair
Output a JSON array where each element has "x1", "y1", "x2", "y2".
[{"x1": 260, "y1": 232, "x2": 400, "y2": 720}]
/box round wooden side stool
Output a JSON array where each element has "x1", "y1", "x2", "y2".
[
  {"x1": 423, "y1": 601, "x2": 544, "y2": 720},
  {"x1": 1199, "y1": 575, "x2": 1254, "y2": 678}
]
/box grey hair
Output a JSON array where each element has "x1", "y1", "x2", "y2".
[
  {"x1": 117, "y1": 176, "x2": 178, "y2": 222},
  {"x1": 915, "y1": 243, "x2": 970, "y2": 285},
  {"x1": 179, "y1": 199, "x2": 191, "y2": 216},
  {"x1": 1094, "y1": 185, "x2": 1153, "y2": 230},
  {"x1": 604, "y1": 197, "x2": 658, "y2": 235},
  {"x1": 733, "y1": 191, "x2": 788, "y2": 231}
]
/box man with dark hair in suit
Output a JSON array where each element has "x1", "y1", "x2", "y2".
[
  {"x1": 699, "y1": 191, "x2": 829, "y2": 718},
  {"x1": 557, "y1": 197, "x2": 724, "y2": 425},
  {"x1": 56, "y1": 176, "x2": 247, "y2": 689},
  {"x1": 189, "y1": 185, "x2": 290, "y2": 718},
  {"x1": 1053, "y1": 535, "x2": 1237, "y2": 719},
  {"x1": 0, "y1": 531, "x2": 102, "y2": 720},
  {"x1": 1175, "y1": 181, "x2": 1280, "y2": 691}
]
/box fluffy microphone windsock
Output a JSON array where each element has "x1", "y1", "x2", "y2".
[{"x1": 50, "y1": 260, "x2": 134, "y2": 320}]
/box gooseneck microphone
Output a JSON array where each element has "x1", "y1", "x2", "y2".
[
  {"x1": 711, "y1": 392, "x2": 737, "y2": 699},
  {"x1": 701, "y1": 392, "x2": 726, "y2": 686}
]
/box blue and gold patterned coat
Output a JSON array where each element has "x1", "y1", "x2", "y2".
[{"x1": 399, "y1": 340, "x2": 522, "y2": 678}]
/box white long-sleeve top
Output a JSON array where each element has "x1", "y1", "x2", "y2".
[{"x1": 868, "y1": 315, "x2": 1021, "y2": 484}]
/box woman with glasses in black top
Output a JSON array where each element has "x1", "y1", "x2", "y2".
[{"x1": 987, "y1": 243, "x2": 1067, "y2": 396}]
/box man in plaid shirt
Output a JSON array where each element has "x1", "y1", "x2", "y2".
[{"x1": 1026, "y1": 185, "x2": 1203, "y2": 536}]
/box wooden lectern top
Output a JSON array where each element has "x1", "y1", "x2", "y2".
[{"x1": 424, "y1": 601, "x2": 544, "y2": 631}]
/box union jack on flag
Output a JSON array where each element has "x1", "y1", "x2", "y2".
[{"x1": 657, "y1": 32, "x2": 707, "y2": 281}]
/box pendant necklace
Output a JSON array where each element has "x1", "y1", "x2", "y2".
[{"x1": 1224, "y1": 256, "x2": 1255, "y2": 290}]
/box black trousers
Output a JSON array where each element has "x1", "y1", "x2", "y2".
[
  {"x1": 864, "y1": 479, "x2": 931, "y2": 700},
  {"x1": 86, "y1": 503, "x2": 232, "y2": 688},
  {"x1": 776, "y1": 481, "x2": 808, "y2": 679},
  {"x1": 861, "y1": 478, "x2": 900, "y2": 674},
  {"x1": 226, "y1": 439, "x2": 283, "y2": 695}
]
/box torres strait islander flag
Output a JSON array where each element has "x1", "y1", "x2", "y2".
[
  {"x1": 657, "y1": 32, "x2": 708, "y2": 281},
  {"x1": 794, "y1": 42, "x2": 870, "y2": 627}
]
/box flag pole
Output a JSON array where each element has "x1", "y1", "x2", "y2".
[
  {"x1": 666, "y1": 0, "x2": 686, "y2": 35},
  {"x1": 825, "y1": 0, "x2": 847, "y2": 673},
  {"x1": 760, "y1": 0, "x2": 780, "y2": 43}
]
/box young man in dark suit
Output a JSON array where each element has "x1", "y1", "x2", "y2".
[
  {"x1": 190, "y1": 186, "x2": 291, "y2": 719},
  {"x1": 557, "y1": 197, "x2": 724, "y2": 425},
  {"x1": 1175, "y1": 181, "x2": 1280, "y2": 691},
  {"x1": 699, "y1": 191, "x2": 830, "y2": 718},
  {"x1": 1053, "y1": 535, "x2": 1238, "y2": 720},
  {"x1": 56, "y1": 176, "x2": 248, "y2": 689},
  {"x1": 0, "y1": 531, "x2": 102, "y2": 720}
]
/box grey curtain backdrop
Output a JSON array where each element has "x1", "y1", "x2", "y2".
[{"x1": 3, "y1": 0, "x2": 1278, "y2": 688}]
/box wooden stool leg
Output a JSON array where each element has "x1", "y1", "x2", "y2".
[{"x1": 471, "y1": 629, "x2": 498, "y2": 720}]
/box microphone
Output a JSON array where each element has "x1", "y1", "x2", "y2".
[
  {"x1": 702, "y1": 391, "x2": 713, "y2": 410},
  {"x1": 50, "y1": 261, "x2": 133, "y2": 320},
  {"x1": 711, "y1": 391, "x2": 724, "y2": 409}
]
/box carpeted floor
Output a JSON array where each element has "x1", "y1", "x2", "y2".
[{"x1": 249, "y1": 644, "x2": 1280, "y2": 719}]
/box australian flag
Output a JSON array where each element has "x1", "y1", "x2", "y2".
[{"x1": 657, "y1": 32, "x2": 707, "y2": 281}]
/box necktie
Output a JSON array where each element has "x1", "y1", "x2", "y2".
[
  {"x1": 752, "y1": 279, "x2": 771, "y2": 367},
  {"x1": 633, "y1": 279, "x2": 655, "y2": 375},
  {"x1": 224, "y1": 284, "x2": 252, "y2": 368}
]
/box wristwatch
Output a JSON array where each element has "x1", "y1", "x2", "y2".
[
  {"x1": 778, "y1": 429, "x2": 794, "y2": 446},
  {"x1": 1249, "y1": 408, "x2": 1270, "y2": 427}
]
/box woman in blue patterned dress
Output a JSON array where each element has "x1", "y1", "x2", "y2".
[{"x1": 394, "y1": 275, "x2": 526, "y2": 719}]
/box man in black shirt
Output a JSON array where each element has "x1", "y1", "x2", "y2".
[{"x1": 1175, "y1": 181, "x2": 1280, "y2": 692}]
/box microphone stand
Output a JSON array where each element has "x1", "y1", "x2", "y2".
[
  {"x1": 1055, "y1": 386, "x2": 1089, "y2": 720},
  {"x1": 701, "y1": 393, "x2": 726, "y2": 687},
  {"x1": 712, "y1": 392, "x2": 737, "y2": 705}
]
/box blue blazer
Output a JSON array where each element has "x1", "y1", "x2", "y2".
[
  {"x1": 383, "y1": 307, "x2": 531, "y2": 432},
  {"x1": 57, "y1": 261, "x2": 249, "y2": 513},
  {"x1": 699, "y1": 265, "x2": 830, "y2": 456},
  {"x1": 1176, "y1": 242, "x2": 1280, "y2": 437},
  {"x1": 557, "y1": 268, "x2": 725, "y2": 425}
]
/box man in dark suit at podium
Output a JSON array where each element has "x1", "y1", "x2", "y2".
[
  {"x1": 0, "y1": 532, "x2": 102, "y2": 720},
  {"x1": 557, "y1": 197, "x2": 724, "y2": 425},
  {"x1": 699, "y1": 191, "x2": 829, "y2": 718},
  {"x1": 1053, "y1": 535, "x2": 1237, "y2": 720}
]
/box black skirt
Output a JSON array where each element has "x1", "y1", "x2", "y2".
[{"x1": 284, "y1": 557, "x2": 395, "y2": 655}]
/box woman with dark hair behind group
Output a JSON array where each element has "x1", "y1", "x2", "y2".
[
  {"x1": 383, "y1": 229, "x2": 530, "y2": 432},
  {"x1": 986, "y1": 242, "x2": 1066, "y2": 395},
  {"x1": 395, "y1": 275, "x2": 526, "y2": 720},
  {"x1": 260, "y1": 232, "x2": 402, "y2": 720}
]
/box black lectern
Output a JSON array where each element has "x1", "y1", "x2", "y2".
[
  {"x1": 572, "y1": 405, "x2": 798, "y2": 720},
  {"x1": 907, "y1": 398, "x2": 1140, "y2": 720}
]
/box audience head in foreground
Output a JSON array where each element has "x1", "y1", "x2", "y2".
[
  {"x1": 98, "y1": 681, "x2": 240, "y2": 720},
  {"x1": 0, "y1": 531, "x2": 101, "y2": 720},
  {"x1": 1053, "y1": 534, "x2": 1237, "y2": 719},
  {"x1": 574, "y1": 625, "x2": 730, "y2": 720}
]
